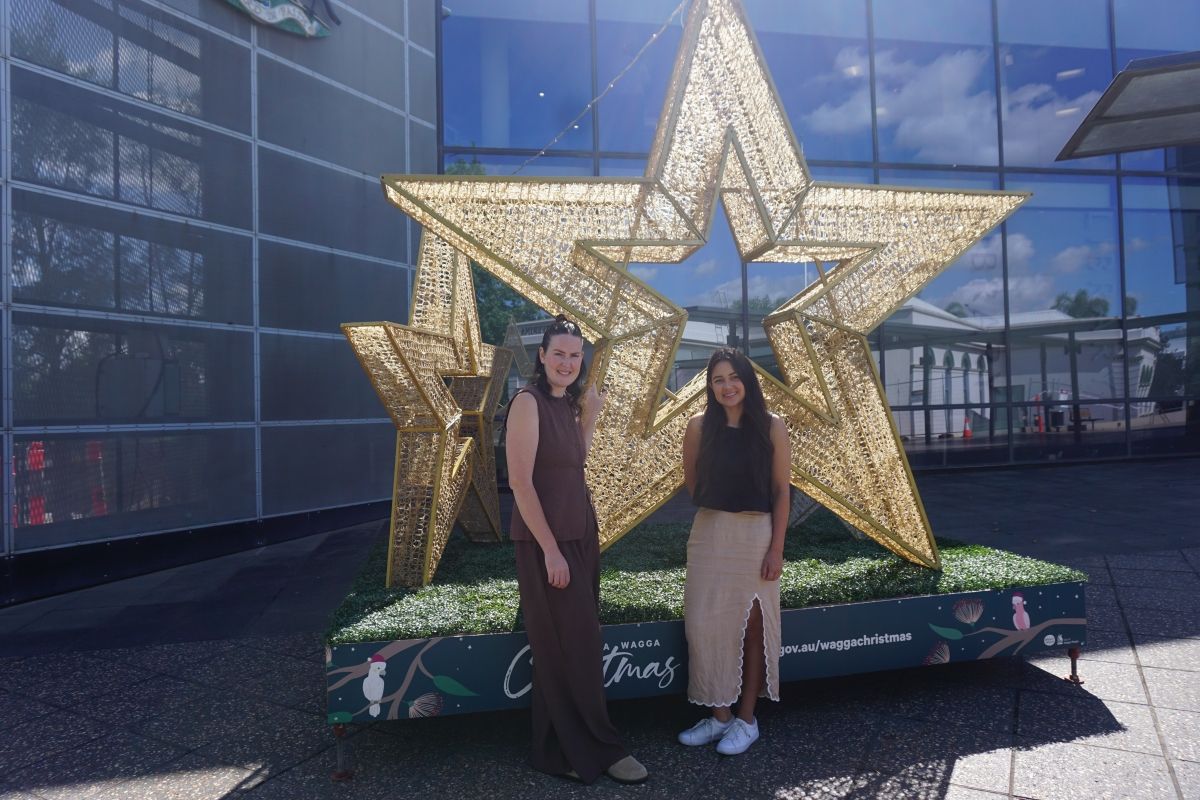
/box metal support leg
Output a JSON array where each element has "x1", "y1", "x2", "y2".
[
  {"x1": 1064, "y1": 646, "x2": 1084, "y2": 685},
  {"x1": 331, "y1": 723, "x2": 353, "y2": 781}
]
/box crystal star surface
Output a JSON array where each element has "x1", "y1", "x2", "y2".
[
  {"x1": 377, "y1": 0, "x2": 1028, "y2": 576},
  {"x1": 342, "y1": 234, "x2": 508, "y2": 586}
]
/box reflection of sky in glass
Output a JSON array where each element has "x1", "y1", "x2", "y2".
[
  {"x1": 439, "y1": 1, "x2": 1194, "y2": 327},
  {"x1": 998, "y1": 0, "x2": 1114, "y2": 169},
  {"x1": 630, "y1": 204, "x2": 743, "y2": 309},
  {"x1": 744, "y1": 256, "x2": 820, "y2": 312},
  {"x1": 749, "y1": 0, "x2": 872, "y2": 163},
  {"x1": 1122, "y1": 177, "x2": 1200, "y2": 317},
  {"x1": 872, "y1": 0, "x2": 997, "y2": 166},
  {"x1": 442, "y1": 0, "x2": 592, "y2": 150},
  {"x1": 443, "y1": 153, "x2": 592, "y2": 177},
  {"x1": 1004, "y1": 174, "x2": 1120, "y2": 316},
  {"x1": 599, "y1": 158, "x2": 647, "y2": 176},
  {"x1": 595, "y1": 0, "x2": 683, "y2": 154},
  {"x1": 809, "y1": 166, "x2": 874, "y2": 183}
]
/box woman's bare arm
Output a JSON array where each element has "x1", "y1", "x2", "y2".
[
  {"x1": 762, "y1": 415, "x2": 791, "y2": 581},
  {"x1": 682, "y1": 414, "x2": 703, "y2": 497},
  {"x1": 579, "y1": 384, "x2": 607, "y2": 456},
  {"x1": 506, "y1": 392, "x2": 570, "y2": 588}
]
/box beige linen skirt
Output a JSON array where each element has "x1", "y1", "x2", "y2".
[{"x1": 683, "y1": 508, "x2": 781, "y2": 707}]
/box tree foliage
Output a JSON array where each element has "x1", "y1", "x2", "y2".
[{"x1": 1051, "y1": 289, "x2": 1109, "y2": 319}]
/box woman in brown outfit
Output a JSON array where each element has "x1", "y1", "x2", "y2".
[{"x1": 505, "y1": 315, "x2": 648, "y2": 785}]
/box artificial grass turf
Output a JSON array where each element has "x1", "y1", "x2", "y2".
[{"x1": 327, "y1": 510, "x2": 1087, "y2": 645}]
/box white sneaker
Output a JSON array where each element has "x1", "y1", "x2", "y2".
[
  {"x1": 677, "y1": 716, "x2": 733, "y2": 746},
  {"x1": 715, "y1": 717, "x2": 759, "y2": 755}
]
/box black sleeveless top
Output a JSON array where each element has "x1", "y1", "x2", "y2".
[
  {"x1": 692, "y1": 424, "x2": 772, "y2": 513},
  {"x1": 508, "y1": 384, "x2": 597, "y2": 542}
]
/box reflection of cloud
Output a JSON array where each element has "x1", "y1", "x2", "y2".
[
  {"x1": 936, "y1": 275, "x2": 1053, "y2": 316},
  {"x1": 946, "y1": 232, "x2": 1032, "y2": 274},
  {"x1": 1002, "y1": 83, "x2": 1103, "y2": 165},
  {"x1": 693, "y1": 258, "x2": 718, "y2": 277},
  {"x1": 1050, "y1": 245, "x2": 1090, "y2": 274},
  {"x1": 1127, "y1": 236, "x2": 1150, "y2": 252},
  {"x1": 629, "y1": 265, "x2": 658, "y2": 281},
  {"x1": 803, "y1": 46, "x2": 1102, "y2": 165},
  {"x1": 806, "y1": 48, "x2": 997, "y2": 163},
  {"x1": 1005, "y1": 233, "x2": 1034, "y2": 269},
  {"x1": 1049, "y1": 241, "x2": 1114, "y2": 274}
]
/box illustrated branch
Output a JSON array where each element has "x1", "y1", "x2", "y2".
[
  {"x1": 327, "y1": 639, "x2": 424, "y2": 692},
  {"x1": 972, "y1": 619, "x2": 1086, "y2": 660},
  {"x1": 385, "y1": 638, "x2": 441, "y2": 720}
]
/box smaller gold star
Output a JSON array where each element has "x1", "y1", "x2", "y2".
[{"x1": 342, "y1": 234, "x2": 507, "y2": 586}]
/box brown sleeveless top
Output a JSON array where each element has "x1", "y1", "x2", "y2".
[{"x1": 508, "y1": 384, "x2": 597, "y2": 543}]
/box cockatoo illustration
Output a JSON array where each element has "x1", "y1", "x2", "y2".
[
  {"x1": 363, "y1": 654, "x2": 387, "y2": 717},
  {"x1": 1011, "y1": 592, "x2": 1031, "y2": 630}
]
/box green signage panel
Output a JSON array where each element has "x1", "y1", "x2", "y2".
[{"x1": 327, "y1": 582, "x2": 1086, "y2": 724}]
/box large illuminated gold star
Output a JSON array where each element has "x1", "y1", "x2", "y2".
[
  {"x1": 343, "y1": 234, "x2": 509, "y2": 586},
  {"x1": 379, "y1": 0, "x2": 1028, "y2": 574}
]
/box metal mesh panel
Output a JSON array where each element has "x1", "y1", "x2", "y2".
[{"x1": 12, "y1": 0, "x2": 116, "y2": 86}]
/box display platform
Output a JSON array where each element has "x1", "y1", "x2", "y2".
[{"x1": 325, "y1": 514, "x2": 1087, "y2": 727}]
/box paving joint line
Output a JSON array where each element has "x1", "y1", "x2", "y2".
[
  {"x1": 1107, "y1": 554, "x2": 1186, "y2": 799},
  {"x1": 1008, "y1": 683, "x2": 1020, "y2": 799}
]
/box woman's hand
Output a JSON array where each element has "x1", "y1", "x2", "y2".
[
  {"x1": 544, "y1": 548, "x2": 571, "y2": 589},
  {"x1": 581, "y1": 383, "x2": 607, "y2": 424},
  {"x1": 761, "y1": 548, "x2": 783, "y2": 582}
]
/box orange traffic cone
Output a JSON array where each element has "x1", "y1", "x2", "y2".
[{"x1": 962, "y1": 415, "x2": 972, "y2": 439}]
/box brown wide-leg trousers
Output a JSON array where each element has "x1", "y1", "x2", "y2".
[{"x1": 514, "y1": 535, "x2": 628, "y2": 783}]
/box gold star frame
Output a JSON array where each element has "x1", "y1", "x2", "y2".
[
  {"x1": 369, "y1": 0, "x2": 1029, "y2": 584},
  {"x1": 342, "y1": 234, "x2": 509, "y2": 586}
]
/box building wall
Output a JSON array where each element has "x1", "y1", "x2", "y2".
[{"x1": 2, "y1": 0, "x2": 437, "y2": 556}]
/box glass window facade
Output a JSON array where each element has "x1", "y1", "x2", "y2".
[
  {"x1": 3, "y1": 0, "x2": 1197, "y2": 558},
  {"x1": 2, "y1": 0, "x2": 423, "y2": 554},
  {"x1": 440, "y1": 0, "x2": 1200, "y2": 471}
]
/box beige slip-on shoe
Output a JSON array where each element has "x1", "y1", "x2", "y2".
[{"x1": 606, "y1": 755, "x2": 649, "y2": 785}]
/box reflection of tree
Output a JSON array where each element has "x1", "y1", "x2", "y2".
[
  {"x1": 14, "y1": 3, "x2": 205, "y2": 218},
  {"x1": 944, "y1": 301, "x2": 968, "y2": 318},
  {"x1": 10, "y1": 5, "x2": 209, "y2": 420},
  {"x1": 1051, "y1": 289, "x2": 1108, "y2": 319},
  {"x1": 12, "y1": 4, "x2": 96, "y2": 77},
  {"x1": 1148, "y1": 331, "x2": 1193, "y2": 403},
  {"x1": 12, "y1": 325, "x2": 115, "y2": 420},
  {"x1": 12, "y1": 7, "x2": 110, "y2": 194},
  {"x1": 445, "y1": 156, "x2": 544, "y2": 344},
  {"x1": 14, "y1": 213, "x2": 114, "y2": 307},
  {"x1": 730, "y1": 295, "x2": 783, "y2": 314}
]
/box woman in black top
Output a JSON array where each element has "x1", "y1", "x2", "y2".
[{"x1": 676, "y1": 347, "x2": 791, "y2": 756}]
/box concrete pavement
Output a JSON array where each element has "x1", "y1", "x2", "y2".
[{"x1": 1, "y1": 458, "x2": 1197, "y2": 799}]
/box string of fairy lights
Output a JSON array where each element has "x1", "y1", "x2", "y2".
[{"x1": 511, "y1": 0, "x2": 690, "y2": 175}]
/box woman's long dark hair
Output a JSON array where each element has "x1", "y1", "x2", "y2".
[
  {"x1": 696, "y1": 347, "x2": 773, "y2": 499},
  {"x1": 532, "y1": 314, "x2": 586, "y2": 418}
]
